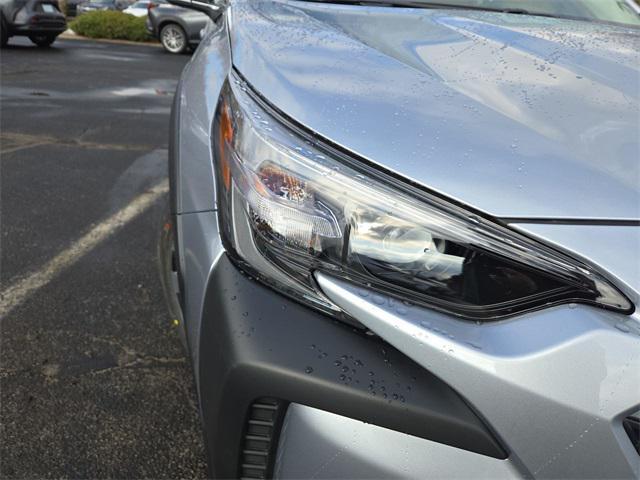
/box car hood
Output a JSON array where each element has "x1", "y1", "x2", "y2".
[{"x1": 228, "y1": 0, "x2": 640, "y2": 221}]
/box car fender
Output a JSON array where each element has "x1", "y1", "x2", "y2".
[
  {"x1": 170, "y1": 11, "x2": 229, "y2": 215},
  {"x1": 168, "y1": 11, "x2": 230, "y2": 375}
]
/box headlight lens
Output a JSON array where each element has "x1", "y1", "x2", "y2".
[{"x1": 214, "y1": 72, "x2": 632, "y2": 321}]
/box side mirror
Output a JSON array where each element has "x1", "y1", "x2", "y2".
[{"x1": 167, "y1": 0, "x2": 223, "y2": 20}]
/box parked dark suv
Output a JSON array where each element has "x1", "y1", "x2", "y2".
[{"x1": 0, "y1": 0, "x2": 66, "y2": 47}]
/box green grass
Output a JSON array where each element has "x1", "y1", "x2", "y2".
[{"x1": 69, "y1": 11, "x2": 153, "y2": 42}]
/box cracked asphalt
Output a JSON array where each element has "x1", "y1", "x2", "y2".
[{"x1": 1, "y1": 37, "x2": 208, "y2": 478}]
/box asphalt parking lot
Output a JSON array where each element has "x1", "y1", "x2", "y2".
[{"x1": 1, "y1": 37, "x2": 208, "y2": 478}]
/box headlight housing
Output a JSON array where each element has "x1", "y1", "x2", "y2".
[{"x1": 213, "y1": 72, "x2": 632, "y2": 321}]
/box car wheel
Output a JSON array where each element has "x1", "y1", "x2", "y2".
[
  {"x1": 160, "y1": 23, "x2": 187, "y2": 54},
  {"x1": 0, "y1": 15, "x2": 9, "y2": 48},
  {"x1": 29, "y1": 34, "x2": 56, "y2": 47}
]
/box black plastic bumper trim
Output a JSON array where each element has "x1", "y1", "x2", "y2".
[
  {"x1": 198, "y1": 255, "x2": 507, "y2": 478},
  {"x1": 623, "y1": 414, "x2": 640, "y2": 455},
  {"x1": 239, "y1": 398, "x2": 287, "y2": 479}
]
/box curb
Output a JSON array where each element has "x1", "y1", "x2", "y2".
[{"x1": 59, "y1": 30, "x2": 161, "y2": 47}]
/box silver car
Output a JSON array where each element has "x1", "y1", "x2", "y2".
[
  {"x1": 146, "y1": 0, "x2": 216, "y2": 53},
  {"x1": 162, "y1": 0, "x2": 640, "y2": 478}
]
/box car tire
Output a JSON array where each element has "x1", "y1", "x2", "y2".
[
  {"x1": 160, "y1": 23, "x2": 187, "y2": 54},
  {"x1": 29, "y1": 34, "x2": 56, "y2": 47},
  {"x1": 0, "y1": 15, "x2": 9, "y2": 48}
]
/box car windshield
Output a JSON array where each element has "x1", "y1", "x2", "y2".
[{"x1": 309, "y1": 0, "x2": 640, "y2": 27}]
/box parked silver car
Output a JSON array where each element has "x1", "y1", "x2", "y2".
[
  {"x1": 162, "y1": 0, "x2": 640, "y2": 478},
  {"x1": 146, "y1": 0, "x2": 214, "y2": 53}
]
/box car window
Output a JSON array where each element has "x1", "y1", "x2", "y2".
[{"x1": 41, "y1": 3, "x2": 59, "y2": 12}]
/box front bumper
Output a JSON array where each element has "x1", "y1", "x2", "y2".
[
  {"x1": 196, "y1": 254, "x2": 506, "y2": 478},
  {"x1": 172, "y1": 212, "x2": 639, "y2": 479}
]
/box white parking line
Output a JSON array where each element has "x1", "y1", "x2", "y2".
[
  {"x1": 0, "y1": 142, "x2": 52, "y2": 155},
  {"x1": 0, "y1": 179, "x2": 169, "y2": 319}
]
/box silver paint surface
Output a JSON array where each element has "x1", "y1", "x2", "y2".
[
  {"x1": 274, "y1": 403, "x2": 520, "y2": 479},
  {"x1": 229, "y1": 0, "x2": 639, "y2": 220},
  {"x1": 173, "y1": 17, "x2": 230, "y2": 214}
]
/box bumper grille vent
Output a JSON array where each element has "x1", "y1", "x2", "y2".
[{"x1": 239, "y1": 398, "x2": 287, "y2": 480}]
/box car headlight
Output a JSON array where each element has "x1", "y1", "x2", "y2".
[{"x1": 213, "y1": 71, "x2": 632, "y2": 321}]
